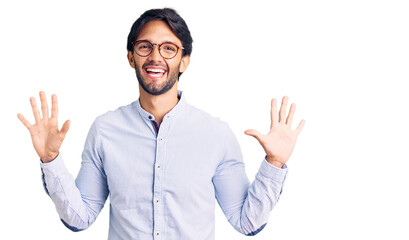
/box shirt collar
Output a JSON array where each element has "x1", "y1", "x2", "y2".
[{"x1": 135, "y1": 90, "x2": 187, "y2": 121}]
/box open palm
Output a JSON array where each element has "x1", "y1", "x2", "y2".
[
  {"x1": 18, "y1": 91, "x2": 70, "y2": 163},
  {"x1": 245, "y1": 96, "x2": 305, "y2": 168}
]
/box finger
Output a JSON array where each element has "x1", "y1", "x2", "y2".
[
  {"x1": 17, "y1": 113, "x2": 32, "y2": 129},
  {"x1": 59, "y1": 120, "x2": 71, "y2": 137},
  {"x1": 286, "y1": 103, "x2": 296, "y2": 127},
  {"x1": 295, "y1": 119, "x2": 305, "y2": 136},
  {"x1": 279, "y1": 96, "x2": 288, "y2": 123},
  {"x1": 51, "y1": 94, "x2": 58, "y2": 119},
  {"x1": 39, "y1": 91, "x2": 49, "y2": 120},
  {"x1": 244, "y1": 129, "x2": 262, "y2": 142},
  {"x1": 270, "y1": 98, "x2": 278, "y2": 129},
  {"x1": 30, "y1": 97, "x2": 41, "y2": 123}
]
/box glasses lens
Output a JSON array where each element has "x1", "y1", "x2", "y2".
[
  {"x1": 135, "y1": 41, "x2": 153, "y2": 56},
  {"x1": 160, "y1": 43, "x2": 178, "y2": 59}
]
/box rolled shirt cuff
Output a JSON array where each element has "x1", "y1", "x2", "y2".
[
  {"x1": 258, "y1": 157, "x2": 288, "y2": 183},
  {"x1": 40, "y1": 153, "x2": 68, "y2": 178}
]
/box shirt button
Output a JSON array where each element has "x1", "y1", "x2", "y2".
[
  {"x1": 159, "y1": 137, "x2": 163, "y2": 141},
  {"x1": 156, "y1": 199, "x2": 159, "y2": 203},
  {"x1": 148, "y1": 116, "x2": 152, "y2": 119},
  {"x1": 156, "y1": 232, "x2": 160, "y2": 236},
  {"x1": 157, "y1": 165, "x2": 161, "y2": 169}
]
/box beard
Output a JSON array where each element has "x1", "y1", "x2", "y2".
[{"x1": 134, "y1": 59, "x2": 180, "y2": 96}]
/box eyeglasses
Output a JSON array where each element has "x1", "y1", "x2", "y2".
[{"x1": 132, "y1": 40, "x2": 184, "y2": 59}]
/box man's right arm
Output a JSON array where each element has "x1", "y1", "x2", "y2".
[
  {"x1": 18, "y1": 91, "x2": 108, "y2": 231},
  {"x1": 40, "y1": 120, "x2": 109, "y2": 231}
]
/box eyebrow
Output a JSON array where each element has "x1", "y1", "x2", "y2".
[{"x1": 136, "y1": 39, "x2": 180, "y2": 45}]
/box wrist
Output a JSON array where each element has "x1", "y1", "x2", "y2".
[
  {"x1": 265, "y1": 155, "x2": 284, "y2": 168},
  {"x1": 41, "y1": 152, "x2": 59, "y2": 163}
]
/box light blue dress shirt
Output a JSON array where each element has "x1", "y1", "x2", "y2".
[{"x1": 40, "y1": 90, "x2": 288, "y2": 240}]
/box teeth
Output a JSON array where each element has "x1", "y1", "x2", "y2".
[{"x1": 147, "y1": 68, "x2": 165, "y2": 73}]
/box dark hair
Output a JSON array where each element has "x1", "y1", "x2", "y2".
[{"x1": 127, "y1": 8, "x2": 193, "y2": 57}]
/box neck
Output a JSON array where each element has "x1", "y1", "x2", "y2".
[{"x1": 138, "y1": 84, "x2": 179, "y2": 125}]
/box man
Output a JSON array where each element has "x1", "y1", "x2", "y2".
[{"x1": 18, "y1": 8, "x2": 305, "y2": 240}]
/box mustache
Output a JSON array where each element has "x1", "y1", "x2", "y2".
[{"x1": 142, "y1": 61, "x2": 168, "y2": 71}]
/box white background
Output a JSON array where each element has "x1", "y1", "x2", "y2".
[{"x1": 1, "y1": 0, "x2": 408, "y2": 239}]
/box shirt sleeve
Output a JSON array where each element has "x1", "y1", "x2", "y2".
[
  {"x1": 212, "y1": 124, "x2": 288, "y2": 236},
  {"x1": 40, "y1": 120, "x2": 109, "y2": 231}
]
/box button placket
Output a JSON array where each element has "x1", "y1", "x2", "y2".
[{"x1": 153, "y1": 124, "x2": 168, "y2": 240}]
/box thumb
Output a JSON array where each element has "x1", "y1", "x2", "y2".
[
  {"x1": 244, "y1": 129, "x2": 263, "y2": 142},
  {"x1": 59, "y1": 120, "x2": 71, "y2": 137}
]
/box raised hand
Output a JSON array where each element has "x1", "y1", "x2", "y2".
[
  {"x1": 245, "y1": 96, "x2": 305, "y2": 168},
  {"x1": 17, "y1": 91, "x2": 70, "y2": 163}
]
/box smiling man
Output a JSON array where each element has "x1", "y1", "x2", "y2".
[
  {"x1": 131, "y1": 21, "x2": 188, "y2": 97},
  {"x1": 18, "y1": 8, "x2": 305, "y2": 240}
]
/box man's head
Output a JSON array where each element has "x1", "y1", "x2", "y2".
[{"x1": 127, "y1": 8, "x2": 193, "y2": 96}]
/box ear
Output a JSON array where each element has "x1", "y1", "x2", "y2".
[
  {"x1": 179, "y1": 55, "x2": 190, "y2": 74},
  {"x1": 127, "y1": 51, "x2": 135, "y2": 68}
]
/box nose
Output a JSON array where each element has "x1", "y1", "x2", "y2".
[{"x1": 148, "y1": 44, "x2": 163, "y2": 61}]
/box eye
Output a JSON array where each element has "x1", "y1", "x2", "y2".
[
  {"x1": 162, "y1": 44, "x2": 177, "y2": 52},
  {"x1": 138, "y1": 44, "x2": 151, "y2": 50}
]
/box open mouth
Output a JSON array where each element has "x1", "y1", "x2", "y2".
[{"x1": 144, "y1": 67, "x2": 167, "y2": 79}]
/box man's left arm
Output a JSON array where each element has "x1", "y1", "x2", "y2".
[{"x1": 212, "y1": 96, "x2": 304, "y2": 235}]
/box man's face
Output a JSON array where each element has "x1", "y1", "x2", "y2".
[{"x1": 127, "y1": 20, "x2": 190, "y2": 96}]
